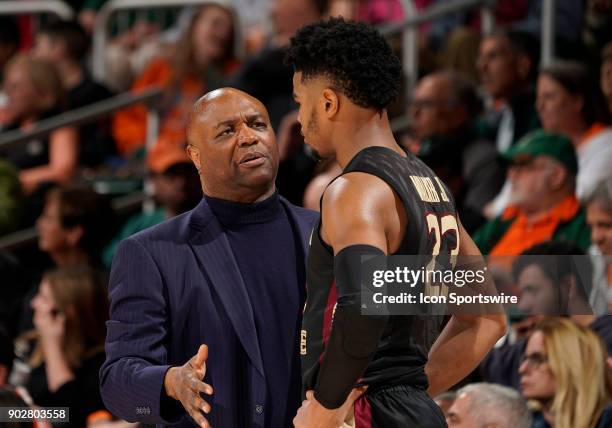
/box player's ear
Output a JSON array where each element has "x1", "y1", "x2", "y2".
[{"x1": 321, "y1": 88, "x2": 339, "y2": 119}]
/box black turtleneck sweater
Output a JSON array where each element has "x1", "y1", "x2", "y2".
[{"x1": 205, "y1": 192, "x2": 304, "y2": 427}]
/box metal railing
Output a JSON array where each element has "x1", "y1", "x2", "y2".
[
  {"x1": 0, "y1": 88, "x2": 162, "y2": 152},
  {"x1": 0, "y1": 191, "x2": 147, "y2": 251},
  {"x1": 383, "y1": 0, "x2": 496, "y2": 87},
  {"x1": 92, "y1": 0, "x2": 225, "y2": 82},
  {"x1": 0, "y1": 88, "x2": 163, "y2": 251},
  {"x1": 389, "y1": 0, "x2": 558, "y2": 84},
  {"x1": 0, "y1": 1, "x2": 74, "y2": 20}
]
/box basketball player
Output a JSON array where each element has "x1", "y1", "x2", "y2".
[{"x1": 287, "y1": 18, "x2": 507, "y2": 427}]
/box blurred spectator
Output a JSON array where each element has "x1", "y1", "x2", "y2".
[
  {"x1": 15, "y1": 185, "x2": 115, "y2": 335},
  {"x1": 601, "y1": 42, "x2": 612, "y2": 119},
  {"x1": 14, "y1": 266, "x2": 110, "y2": 428},
  {"x1": 585, "y1": 177, "x2": 612, "y2": 314},
  {"x1": 112, "y1": 3, "x2": 240, "y2": 158},
  {"x1": 446, "y1": 383, "x2": 531, "y2": 428},
  {"x1": 0, "y1": 17, "x2": 20, "y2": 85},
  {"x1": 33, "y1": 20, "x2": 116, "y2": 167},
  {"x1": 474, "y1": 131, "x2": 590, "y2": 255},
  {"x1": 36, "y1": 186, "x2": 114, "y2": 269},
  {"x1": 231, "y1": 0, "x2": 328, "y2": 204},
  {"x1": 477, "y1": 30, "x2": 540, "y2": 153},
  {"x1": 0, "y1": 55, "x2": 79, "y2": 196},
  {"x1": 102, "y1": 147, "x2": 202, "y2": 267},
  {"x1": 411, "y1": 70, "x2": 505, "y2": 232},
  {"x1": 519, "y1": 317, "x2": 612, "y2": 428},
  {"x1": 0, "y1": 159, "x2": 22, "y2": 236},
  {"x1": 433, "y1": 390, "x2": 456, "y2": 418},
  {"x1": 512, "y1": 241, "x2": 593, "y2": 316},
  {"x1": 537, "y1": 61, "x2": 612, "y2": 200},
  {"x1": 583, "y1": 0, "x2": 612, "y2": 58}
]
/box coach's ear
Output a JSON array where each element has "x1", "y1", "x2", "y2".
[{"x1": 322, "y1": 88, "x2": 339, "y2": 119}]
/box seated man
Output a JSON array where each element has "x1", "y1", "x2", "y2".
[
  {"x1": 474, "y1": 130, "x2": 590, "y2": 255},
  {"x1": 585, "y1": 177, "x2": 612, "y2": 314},
  {"x1": 446, "y1": 382, "x2": 532, "y2": 428},
  {"x1": 410, "y1": 70, "x2": 505, "y2": 232}
]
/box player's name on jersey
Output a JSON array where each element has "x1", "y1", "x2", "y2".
[{"x1": 409, "y1": 175, "x2": 450, "y2": 203}]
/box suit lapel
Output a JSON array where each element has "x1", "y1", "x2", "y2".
[{"x1": 188, "y1": 199, "x2": 265, "y2": 377}]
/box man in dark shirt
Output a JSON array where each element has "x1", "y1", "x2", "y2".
[
  {"x1": 100, "y1": 88, "x2": 317, "y2": 427},
  {"x1": 33, "y1": 20, "x2": 115, "y2": 166}
]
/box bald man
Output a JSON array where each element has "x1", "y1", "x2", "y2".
[{"x1": 100, "y1": 88, "x2": 317, "y2": 428}]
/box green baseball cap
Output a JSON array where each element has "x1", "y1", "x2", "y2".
[{"x1": 502, "y1": 130, "x2": 578, "y2": 174}]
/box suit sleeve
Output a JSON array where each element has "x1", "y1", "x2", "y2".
[{"x1": 99, "y1": 237, "x2": 183, "y2": 424}]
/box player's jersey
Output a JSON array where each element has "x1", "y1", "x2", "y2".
[{"x1": 302, "y1": 146, "x2": 459, "y2": 391}]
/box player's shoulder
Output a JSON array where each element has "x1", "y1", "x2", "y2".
[{"x1": 323, "y1": 171, "x2": 395, "y2": 215}]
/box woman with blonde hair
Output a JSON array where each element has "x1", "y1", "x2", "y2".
[
  {"x1": 14, "y1": 265, "x2": 110, "y2": 427},
  {"x1": 112, "y1": 2, "x2": 240, "y2": 158},
  {"x1": 0, "y1": 54, "x2": 79, "y2": 195},
  {"x1": 519, "y1": 317, "x2": 612, "y2": 428}
]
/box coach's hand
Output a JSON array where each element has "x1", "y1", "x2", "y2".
[
  {"x1": 293, "y1": 388, "x2": 365, "y2": 428},
  {"x1": 164, "y1": 345, "x2": 214, "y2": 428}
]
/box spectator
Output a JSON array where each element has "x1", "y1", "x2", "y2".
[
  {"x1": 302, "y1": 159, "x2": 341, "y2": 211},
  {"x1": 230, "y1": 0, "x2": 329, "y2": 204},
  {"x1": 14, "y1": 185, "x2": 115, "y2": 335},
  {"x1": 512, "y1": 241, "x2": 593, "y2": 316},
  {"x1": 602, "y1": 42, "x2": 612, "y2": 117},
  {"x1": 474, "y1": 131, "x2": 590, "y2": 255},
  {"x1": 477, "y1": 30, "x2": 540, "y2": 153},
  {"x1": 411, "y1": 70, "x2": 505, "y2": 232},
  {"x1": 446, "y1": 382, "x2": 532, "y2": 428},
  {"x1": 112, "y1": 2, "x2": 240, "y2": 157},
  {"x1": 14, "y1": 266, "x2": 109, "y2": 427},
  {"x1": 519, "y1": 317, "x2": 612, "y2": 428},
  {"x1": 537, "y1": 61, "x2": 612, "y2": 200},
  {"x1": 434, "y1": 390, "x2": 457, "y2": 418},
  {"x1": 36, "y1": 185, "x2": 114, "y2": 269},
  {"x1": 33, "y1": 20, "x2": 116, "y2": 167},
  {"x1": 102, "y1": 146, "x2": 202, "y2": 267},
  {"x1": 585, "y1": 177, "x2": 612, "y2": 314},
  {"x1": 0, "y1": 55, "x2": 79, "y2": 195}
]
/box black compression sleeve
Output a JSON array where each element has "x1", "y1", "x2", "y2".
[{"x1": 313, "y1": 244, "x2": 388, "y2": 409}]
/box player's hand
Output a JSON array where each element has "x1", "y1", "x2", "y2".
[
  {"x1": 164, "y1": 345, "x2": 214, "y2": 428},
  {"x1": 293, "y1": 388, "x2": 365, "y2": 428}
]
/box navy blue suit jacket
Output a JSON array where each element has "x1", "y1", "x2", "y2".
[{"x1": 100, "y1": 196, "x2": 317, "y2": 427}]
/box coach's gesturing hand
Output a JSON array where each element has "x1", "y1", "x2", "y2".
[{"x1": 164, "y1": 345, "x2": 214, "y2": 428}]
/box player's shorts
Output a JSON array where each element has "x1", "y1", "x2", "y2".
[{"x1": 353, "y1": 384, "x2": 447, "y2": 428}]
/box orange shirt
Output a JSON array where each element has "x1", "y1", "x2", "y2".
[
  {"x1": 577, "y1": 122, "x2": 607, "y2": 148},
  {"x1": 490, "y1": 196, "x2": 581, "y2": 256}
]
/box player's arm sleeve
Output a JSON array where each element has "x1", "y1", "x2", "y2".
[
  {"x1": 99, "y1": 237, "x2": 183, "y2": 424},
  {"x1": 313, "y1": 244, "x2": 389, "y2": 409}
]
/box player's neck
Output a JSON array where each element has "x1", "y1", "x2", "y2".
[{"x1": 334, "y1": 110, "x2": 402, "y2": 168}]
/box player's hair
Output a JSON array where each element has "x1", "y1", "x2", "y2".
[
  {"x1": 39, "y1": 20, "x2": 89, "y2": 62},
  {"x1": 286, "y1": 17, "x2": 402, "y2": 111},
  {"x1": 456, "y1": 383, "x2": 532, "y2": 428}
]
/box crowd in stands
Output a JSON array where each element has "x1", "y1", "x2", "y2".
[{"x1": 0, "y1": 0, "x2": 611, "y2": 427}]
